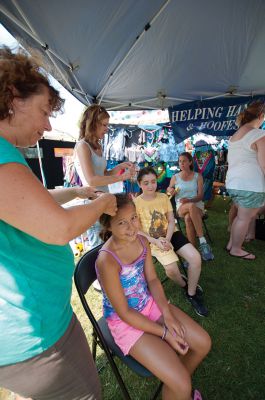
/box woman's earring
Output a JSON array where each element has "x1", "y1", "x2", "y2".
[{"x1": 8, "y1": 109, "x2": 13, "y2": 115}]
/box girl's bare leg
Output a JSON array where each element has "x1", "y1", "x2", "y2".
[
  {"x1": 164, "y1": 262, "x2": 187, "y2": 287},
  {"x1": 129, "y1": 305, "x2": 211, "y2": 400},
  {"x1": 177, "y1": 244, "x2": 201, "y2": 296},
  {"x1": 129, "y1": 333, "x2": 192, "y2": 400},
  {"x1": 168, "y1": 304, "x2": 211, "y2": 374}
]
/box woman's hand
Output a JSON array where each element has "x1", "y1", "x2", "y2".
[
  {"x1": 166, "y1": 186, "x2": 175, "y2": 196},
  {"x1": 75, "y1": 186, "x2": 98, "y2": 200},
  {"x1": 96, "y1": 193, "x2": 117, "y2": 216},
  {"x1": 120, "y1": 168, "x2": 136, "y2": 181},
  {"x1": 179, "y1": 197, "x2": 190, "y2": 204},
  {"x1": 117, "y1": 161, "x2": 135, "y2": 172}
]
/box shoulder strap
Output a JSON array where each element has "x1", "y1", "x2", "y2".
[{"x1": 98, "y1": 248, "x2": 123, "y2": 267}]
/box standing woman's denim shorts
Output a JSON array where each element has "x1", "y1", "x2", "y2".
[{"x1": 228, "y1": 189, "x2": 265, "y2": 208}]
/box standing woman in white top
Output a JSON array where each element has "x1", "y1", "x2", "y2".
[
  {"x1": 226, "y1": 101, "x2": 265, "y2": 260},
  {"x1": 75, "y1": 105, "x2": 135, "y2": 250}
]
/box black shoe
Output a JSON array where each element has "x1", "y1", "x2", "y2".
[
  {"x1": 186, "y1": 293, "x2": 209, "y2": 317},
  {"x1": 181, "y1": 274, "x2": 203, "y2": 297}
]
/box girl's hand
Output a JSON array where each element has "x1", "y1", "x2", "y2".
[
  {"x1": 163, "y1": 313, "x2": 189, "y2": 355},
  {"x1": 97, "y1": 193, "x2": 117, "y2": 216},
  {"x1": 164, "y1": 328, "x2": 189, "y2": 355},
  {"x1": 159, "y1": 237, "x2": 172, "y2": 251},
  {"x1": 155, "y1": 238, "x2": 168, "y2": 250}
]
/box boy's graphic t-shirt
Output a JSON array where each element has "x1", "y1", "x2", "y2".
[{"x1": 134, "y1": 193, "x2": 176, "y2": 251}]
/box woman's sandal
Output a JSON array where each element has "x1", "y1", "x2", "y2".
[
  {"x1": 192, "y1": 389, "x2": 203, "y2": 400},
  {"x1": 229, "y1": 252, "x2": 256, "y2": 261}
]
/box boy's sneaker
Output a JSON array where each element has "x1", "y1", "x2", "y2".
[
  {"x1": 199, "y1": 242, "x2": 214, "y2": 261},
  {"x1": 181, "y1": 274, "x2": 203, "y2": 296},
  {"x1": 186, "y1": 292, "x2": 208, "y2": 317}
]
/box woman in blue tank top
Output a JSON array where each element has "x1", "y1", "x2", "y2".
[{"x1": 167, "y1": 152, "x2": 214, "y2": 261}]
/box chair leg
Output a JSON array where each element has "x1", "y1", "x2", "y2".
[
  {"x1": 152, "y1": 382, "x2": 163, "y2": 400},
  {"x1": 202, "y1": 219, "x2": 213, "y2": 243},
  {"x1": 105, "y1": 353, "x2": 132, "y2": 400},
  {"x1": 92, "y1": 330, "x2": 97, "y2": 360}
]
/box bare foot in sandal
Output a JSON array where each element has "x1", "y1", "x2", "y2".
[{"x1": 229, "y1": 250, "x2": 256, "y2": 260}]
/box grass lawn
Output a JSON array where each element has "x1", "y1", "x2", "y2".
[{"x1": 1, "y1": 196, "x2": 265, "y2": 400}]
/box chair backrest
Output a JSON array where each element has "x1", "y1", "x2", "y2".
[{"x1": 74, "y1": 243, "x2": 103, "y2": 294}]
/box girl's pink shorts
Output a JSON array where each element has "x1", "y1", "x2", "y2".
[{"x1": 107, "y1": 297, "x2": 162, "y2": 355}]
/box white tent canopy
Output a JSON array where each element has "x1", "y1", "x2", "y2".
[{"x1": 1, "y1": 0, "x2": 265, "y2": 110}]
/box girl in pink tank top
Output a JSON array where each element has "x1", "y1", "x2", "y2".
[{"x1": 96, "y1": 193, "x2": 211, "y2": 400}]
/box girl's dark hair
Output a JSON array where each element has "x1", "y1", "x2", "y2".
[
  {"x1": 137, "y1": 166, "x2": 157, "y2": 183},
  {"x1": 79, "y1": 104, "x2": 110, "y2": 150},
  {"x1": 99, "y1": 193, "x2": 135, "y2": 242},
  {"x1": 236, "y1": 100, "x2": 265, "y2": 127},
  {"x1": 0, "y1": 46, "x2": 64, "y2": 120},
  {"x1": 179, "y1": 152, "x2": 194, "y2": 170}
]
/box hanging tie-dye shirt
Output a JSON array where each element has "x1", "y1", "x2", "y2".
[{"x1": 96, "y1": 236, "x2": 151, "y2": 321}]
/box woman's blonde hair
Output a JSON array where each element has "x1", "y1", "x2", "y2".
[
  {"x1": 79, "y1": 104, "x2": 110, "y2": 149},
  {"x1": 236, "y1": 100, "x2": 265, "y2": 127},
  {"x1": 0, "y1": 46, "x2": 64, "y2": 120}
]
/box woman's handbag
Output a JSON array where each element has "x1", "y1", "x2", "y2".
[{"x1": 255, "y1": 217, "x2": 265, "y2": 241}]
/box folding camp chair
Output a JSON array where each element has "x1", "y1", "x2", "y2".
[{"x1": 74, "y1": 244, "x2": 162, "y2": 400}]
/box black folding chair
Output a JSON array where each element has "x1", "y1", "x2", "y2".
[{"x1": 74, "y1": 244, "x2": 162, "y2": 400}]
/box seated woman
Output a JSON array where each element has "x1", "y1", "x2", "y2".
[
  {"x1": 167, "y1": 152, "x2": 214, "y2": 261},
  {"x1": 96, "y1": 193, "x2": 211, "y2": 400}
]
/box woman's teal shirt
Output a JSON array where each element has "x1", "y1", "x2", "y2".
[{"x1": 0, "y1": 137, "x2": 74, "y2": 365}]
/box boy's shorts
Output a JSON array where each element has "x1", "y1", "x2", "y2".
[{"x1": 151, "y1": 245, "x2": 178, "y2": 266}]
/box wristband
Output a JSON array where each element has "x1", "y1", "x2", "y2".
[{"x1": 161, "y1": 324, "x2": 168, "y2": 340}]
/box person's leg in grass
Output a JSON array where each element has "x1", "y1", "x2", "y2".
[
  {"x1": 227, "y1": 206, "x2": 260, "y2": 259},
  {"x1": 129, "y1": 304, "x2": 211, "y2": 400},
  {"x1": 227, "y1": 202, "x2": 238, "y2": 233},
  {"x1": 176, "y1": 242, "x2": 208, "y2": 317},
  {"x1": 179, "y1": 204, "x2": 213, "y2": 261},
  {"x1": 245, "y1": 215, "x2": 257, "y2": 242}
]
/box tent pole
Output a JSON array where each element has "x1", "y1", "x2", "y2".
[{"x1": 36, "y1": 142, "x2": 46, "y2": 188}]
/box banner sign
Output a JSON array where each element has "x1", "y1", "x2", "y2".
[{"x1": 168, "y1": 95, "x2": 265, "y2": 143}]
